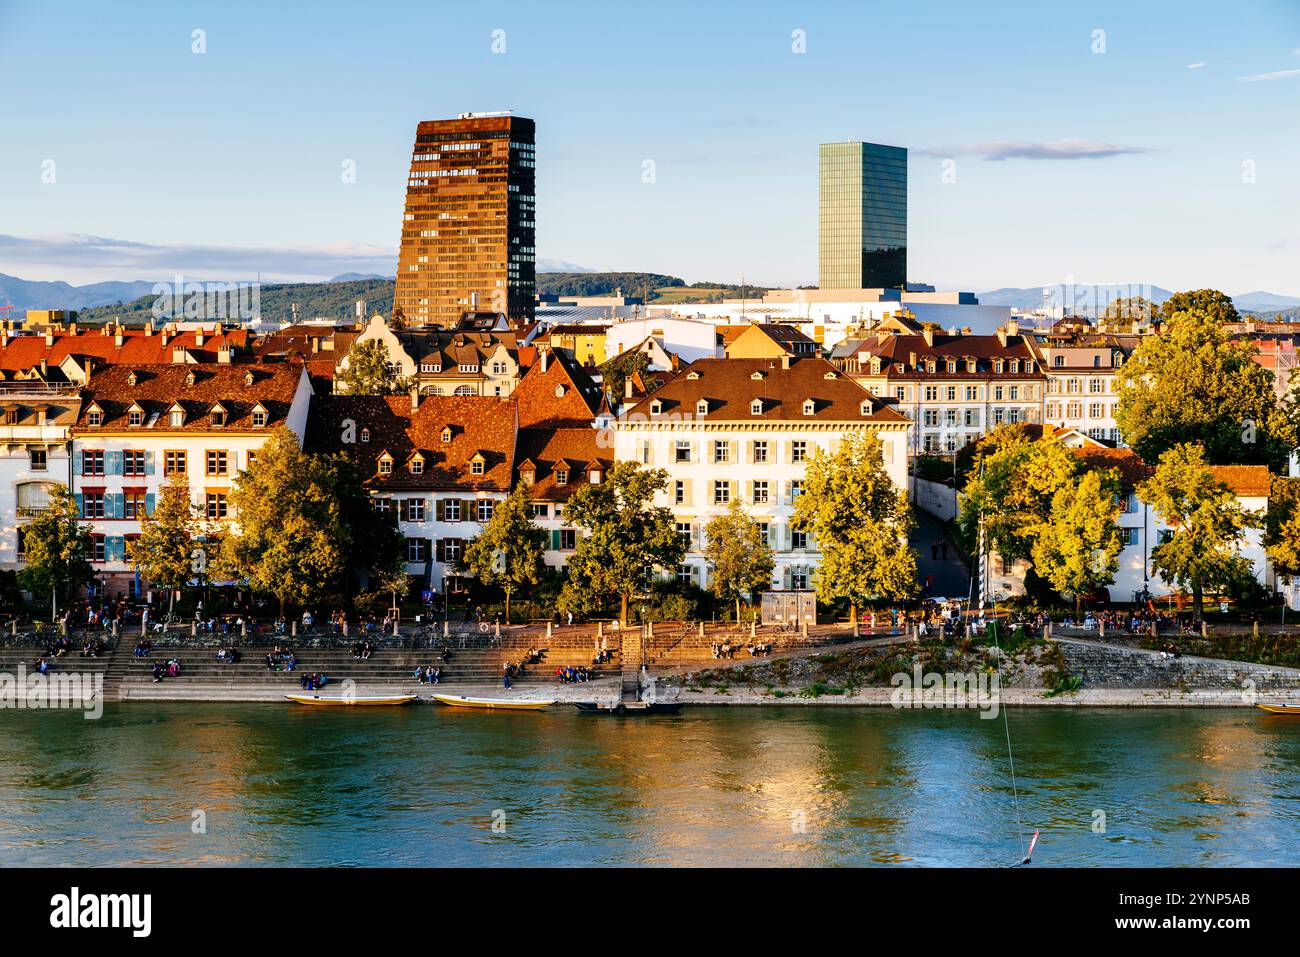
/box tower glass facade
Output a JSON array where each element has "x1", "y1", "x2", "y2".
[
  {"x1": 818, "y1": 141, "x2": 907, "y2": 290},
  {"x1": 394, "y1": 113, "x2": 536, "y2": 327}
]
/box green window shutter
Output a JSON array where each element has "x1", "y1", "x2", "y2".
[
  {"x1": 145, "y1": 493, "x2": 156, "y2": 516},
  {"x1": 436, "y1": 499, "x2": 445, "y2": 522},
  {"x1": 550, "y1": 529, "x2": 561, "y2": 550},
  {"x1": 74, "y1": 492, "x2": 84, "y2": 517}
]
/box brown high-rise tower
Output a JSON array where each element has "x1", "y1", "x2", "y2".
[{"x1": 394, "y1": 112, "x2": 536, "y2": 327}]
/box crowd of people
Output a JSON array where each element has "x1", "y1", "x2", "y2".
[
  {"x1": 413, "y1": 665, "x2": 442, "y2": 685},
  {"x1": 151, "y1": 658, "x2": 182, "y2": 682},
  {"x1": 264, "y1": 645, "x2": 297, "y2": 671},
  {"x1": 556, "y1": 665, "x2": 591, "y2": 683},
  {"x1": 299, "y1": 672, "x2": 329, "y2": 691}
]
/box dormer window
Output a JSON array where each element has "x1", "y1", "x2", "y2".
[
  {"x1": 470, "y1": 454, "x2": 485, "y2": 476},
  {"x1": 244, "y1": 371, "x2": 255, "y2": 387},
  {"x1": 210, "y1": 404, "x2": 227, "y2": 427},
  {"x1": 994, "y1": 360, "x2": 1005, "y2": 373},
  {"x1": 649, "y1": 400, "x2": 663, "y2": 416},
  {"x1": 966, "y1": 359, "x2": 977, "y2": 373},
  {"x1": 1010, "y1": 360, "x2": 1019, "y2": 373},
  {"x1": 185, "y1": 371, "x2": 196, "y2": 387},
  {"x1": 554, "y1": 384, "x2": 566, "y2": 398},
  {"x1": 589, "y1": 467, "x2": 601, "y2": 484},
  {"x1": 556, "y1": 468, "x2": 569, "y2": 486},
  {"x1": 360, "y1": 428, "x2": 370, "y2": 443},
  {"x1": 946, "y1": 360, "x2": 956, "y2": 373},
  {"x1": 126, "y1": 371, "x2": 138, "y2": 386},
  {"x1": 1053, "y1": 355, "x2": 1064, "y2": 367},
  {"x1": 1025, "y1": 361, "x2": 1034, "y2": 373},
  {"x1": 750, "y1": 399, "x2": 763, "y2": 415},
  {"x1": 520, "y1": 466, "x2": 536, "y2": 485},
  {"x1": 696, "y1": 399, "x2": 708, "y2": 416},
  {"x1": 441, "y1": 427, "x2": 453, "y2": 444},
  {"x1": 410, "y1": 455, "x2": 424, "y2": 475},
  {"x1": 860, "y1": 400, "x2": 872, "y2": 416},
  {"x1": 169, "y1": 404, "x2": 185, "y2": 428},
  {"x1": 378, "y1": 453, "x2": 393, "y2": 475},
  {"x1": 127, "y1": 404, "x2": 144, "y2": 427},
  {"x1": 802, "y1": 399, "x2": 815, "y2": 415},
  {"x1": 87, "y1": 407, "x2": 103, "y2": 427},
  {"x1": 251, "y1": 404, "x2": 268, "y2": 428},
  {"x1": 926, "y1": 361, "x2": 936, "y2": 373}
]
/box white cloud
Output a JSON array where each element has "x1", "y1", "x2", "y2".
[
  {"x1": 1236, "y1": 68, "x2": 1300, "y2": 82},
  {"x1": 0, "y1": 233, "x2": 397, "y2": 284},
  {"x1": 1187, "y1": 61, "x2": 1206, "y2": 69},
  {"x1": 917, "y1": 138, "x2": 1151, "y2": 161}
]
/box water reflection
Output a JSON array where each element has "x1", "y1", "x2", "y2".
[{"x1": 0, "y1": 704, "x2": 1296, "y2": 867}]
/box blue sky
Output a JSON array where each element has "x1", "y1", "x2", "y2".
[{"x1": 1, "y1": 0, "x2": 1298, "y2": 293}]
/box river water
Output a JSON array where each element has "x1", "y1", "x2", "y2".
[{"x1": 0, "y1": 704, "x2": 1295, "y2": 866}]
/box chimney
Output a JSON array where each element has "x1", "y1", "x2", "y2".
[
  {"x1": 996, "y1": 329, "x2": 1008, "y2": 347},
  {"x1": 624, "y1": 378, "x2": 633, "y2": 399},
  {"x1": 40, "y1": 358, "x2": 47, "y2": 376},
  {"x1": 922, "y1": 327, "x2": 934, "y2": 347},
  {"x1": 161, "y1": 331, "x2": 170, "y2": 347},
  {"x1": 114, "y1": 327, "x2": 125, "y2": 347},
  {"x1": 172, "y1": 347, "x2": 187, "y2": 364},
  {"x1": 780, "y1": 354, "x2": 791, "y2": 370},
  {"x1": 195, "y1": 328, "x2": 205, "y2": 347},
  {"x1": 44, "y1": 330, "x2": 54, "y2": 347},
  {"x1": 908, "y1": 351, "x2": 917, "y2": 369},
  {"x1": 68, "y1": 322, "x2": 77, "y2": 335},
  {"x1": 217, "y1": 345, "x2": 232, "y2": 364},
  {"x1": 1006, "y1": 319, "x2": 1019, "y2": 338},
  {"x1": 311, "y1": 337, "x2": 320, "y2": 354},
  {"x1": 145, "y1": 322, "x2": 153, "y2": 337},
  {"x1": 540, "y1": 349, "x2": 548, "y2": 373},
  {"x1": 410, "y1": 389, "x2": 420, "y2": 412}
]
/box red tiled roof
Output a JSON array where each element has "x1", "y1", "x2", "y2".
[
  {"x1": 515, "y1": 427, "x2": 610, "y2": 501},
  {"x1": 74, "y1": 362, "x2": 303, "y2": 433},
  {"x1": 306, "y1": 394, "x2": 516, "y2": 492},
  {"x1": 512, "y1": 349, "x2": 601, "y2": 429},
  {"x1": 621, "y1": 357, "x2": 908, "y2": 423},
  {"x1": 0, "y1": 327, "x2": 248, "y2": 372}
]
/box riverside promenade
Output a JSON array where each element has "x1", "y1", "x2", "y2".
[{"x1": 2, "y1": 618, "x2": 1298, "y2": 707}]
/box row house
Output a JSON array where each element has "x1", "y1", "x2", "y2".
[
  {"x1": 835, "y1": 323, "x2": 1044, "y2": 454},
  {"x1": 613, "y1": 356, "x2": 911, "y2": 593},
  {"x1": 1029, "y1": 335, "x2": 1134, "y2": 445},
  {"x1": 339, "y1": 315, "x2": 521, "y2": 398},
  {"x1": 70, "y1": 363, "x2": 313, "y2": 594},
  {"x1": 306, "y1": 393, "x2": 517, "y2": 594},
  {"x1": 0, "y1": 382, "x2": 80, "y2": 572},
  {"x1": 514, "y1": 427, "x2": 611, "y2": 572},
  {"x1": 986, "y1": 438, "x2": 1271, "y2": 603}
]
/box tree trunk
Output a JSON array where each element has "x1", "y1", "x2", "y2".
[
  {"x1": 504, "y1": 588, "x2": 512, "y2": 624},
  {"x1": 1193, "y1": 579, "x2": 1204, "y2": 622},
  {"x1": 735, "y1": 596, "x2": 741, "y2": 625},
  {"x1": 620, "y1": 593, "x2": 629, "y2": 627},
  {"x1": 850, "y1": 603, "x2": 858, "y2": 629}
]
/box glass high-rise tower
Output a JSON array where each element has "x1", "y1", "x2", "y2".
[
  {"x1": 818, "y1": 141, "x2": 907, "y2": 290},
  {"x1": 394, "y1": 112, "x2": 536, "y2": 327}
]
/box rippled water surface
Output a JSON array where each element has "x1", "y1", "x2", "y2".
[{"x1": 1, "y1": 704, "x2": 1297, "y2": 866}]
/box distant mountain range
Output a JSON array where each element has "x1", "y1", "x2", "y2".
[
  {"x1": 4, "y1": 268, "x2": 1300, "y2": 322},
  {"x1": 975, "y1": 284, "x2": 1300, "y2": 316}
]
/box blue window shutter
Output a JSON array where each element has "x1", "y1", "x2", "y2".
[
  {"x1": 72, "y1": 453, "x2": 82, "y2": 476},
  {"x1": 145, "y1": 493, "x2": 156, "y2": 516},
  {"x1": 107, "y1": 450, "x2": 122, "y2": 475},
  {"x1": 110, "y1": 492, "x2": 123, "y2": 519},
  {"x1": 145, "y1": 451, "x2": 155, "y2": 475},
  {"x1": 107, "y1": 537, "x2": 124, "y2": 562},
  {"x1": 74, "y1": 493, "x2": 84, "y2": 517}
]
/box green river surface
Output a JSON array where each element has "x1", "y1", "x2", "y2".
[{"x1": 0, "y1": 703, "x2": 1296, "y2": 866}]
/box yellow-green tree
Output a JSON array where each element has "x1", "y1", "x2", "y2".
[
  {"x1": 335, "y1": 339, "x2": 414, "y2": 396},
  {"x1": 218, "y1": 427, "x2": 402, "y2": 613},
  {"x1": 1116, "y1": 292, "x2": 1286, "y2": 469},
  {"x1": 1140, "y1": 443, "x2": 1258, "y2": 619},
  {"x1": 1029, "y1": 469, "x2": 1123, "y2": 614},
  {"x1": 18, "y1": 485, "x2": 91, "y2": 620},
  {"x1": 794, "y1": 432, "x2": 916, "y2": 621},
  {"x1": 127, "y1": 471, "x2": 201, "y2": 616},
  {"x1": 1264, "y1": 475, "x2": 1300, "y2": 584},
  {"x1": 461, "y1": 482, "x2": 546, "y2": 622},
  {"x1": 557, "y1": 461, "x2": 684, "y2": 625},
  {"x1": 704, "y1": 498, "x2": 774, "y2": 622}
]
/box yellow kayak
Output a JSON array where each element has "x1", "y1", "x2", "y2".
[
  {"x1": 431, "y1": 693, "x2": 553, "y2": 711},
  {"x1": 1257, "y1": 703, "x2": 1300, "y2": 715},
  {"x1": 285, "y1": 693, "x2": 418, "y2": 707}
]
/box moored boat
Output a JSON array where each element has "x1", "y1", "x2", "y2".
[
  {"x1": 431, "y1": 693, "x2": 554, "y2": 711},
  {"x1": 285, "y1": 693, "x2": 418, "y2": 707},
  {"x1": 575, "y1": 700, "x2": 685, "y2": 715},
  {"x1": 1257, "y1": 703, "x2": 1300, "y2": 715}
]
